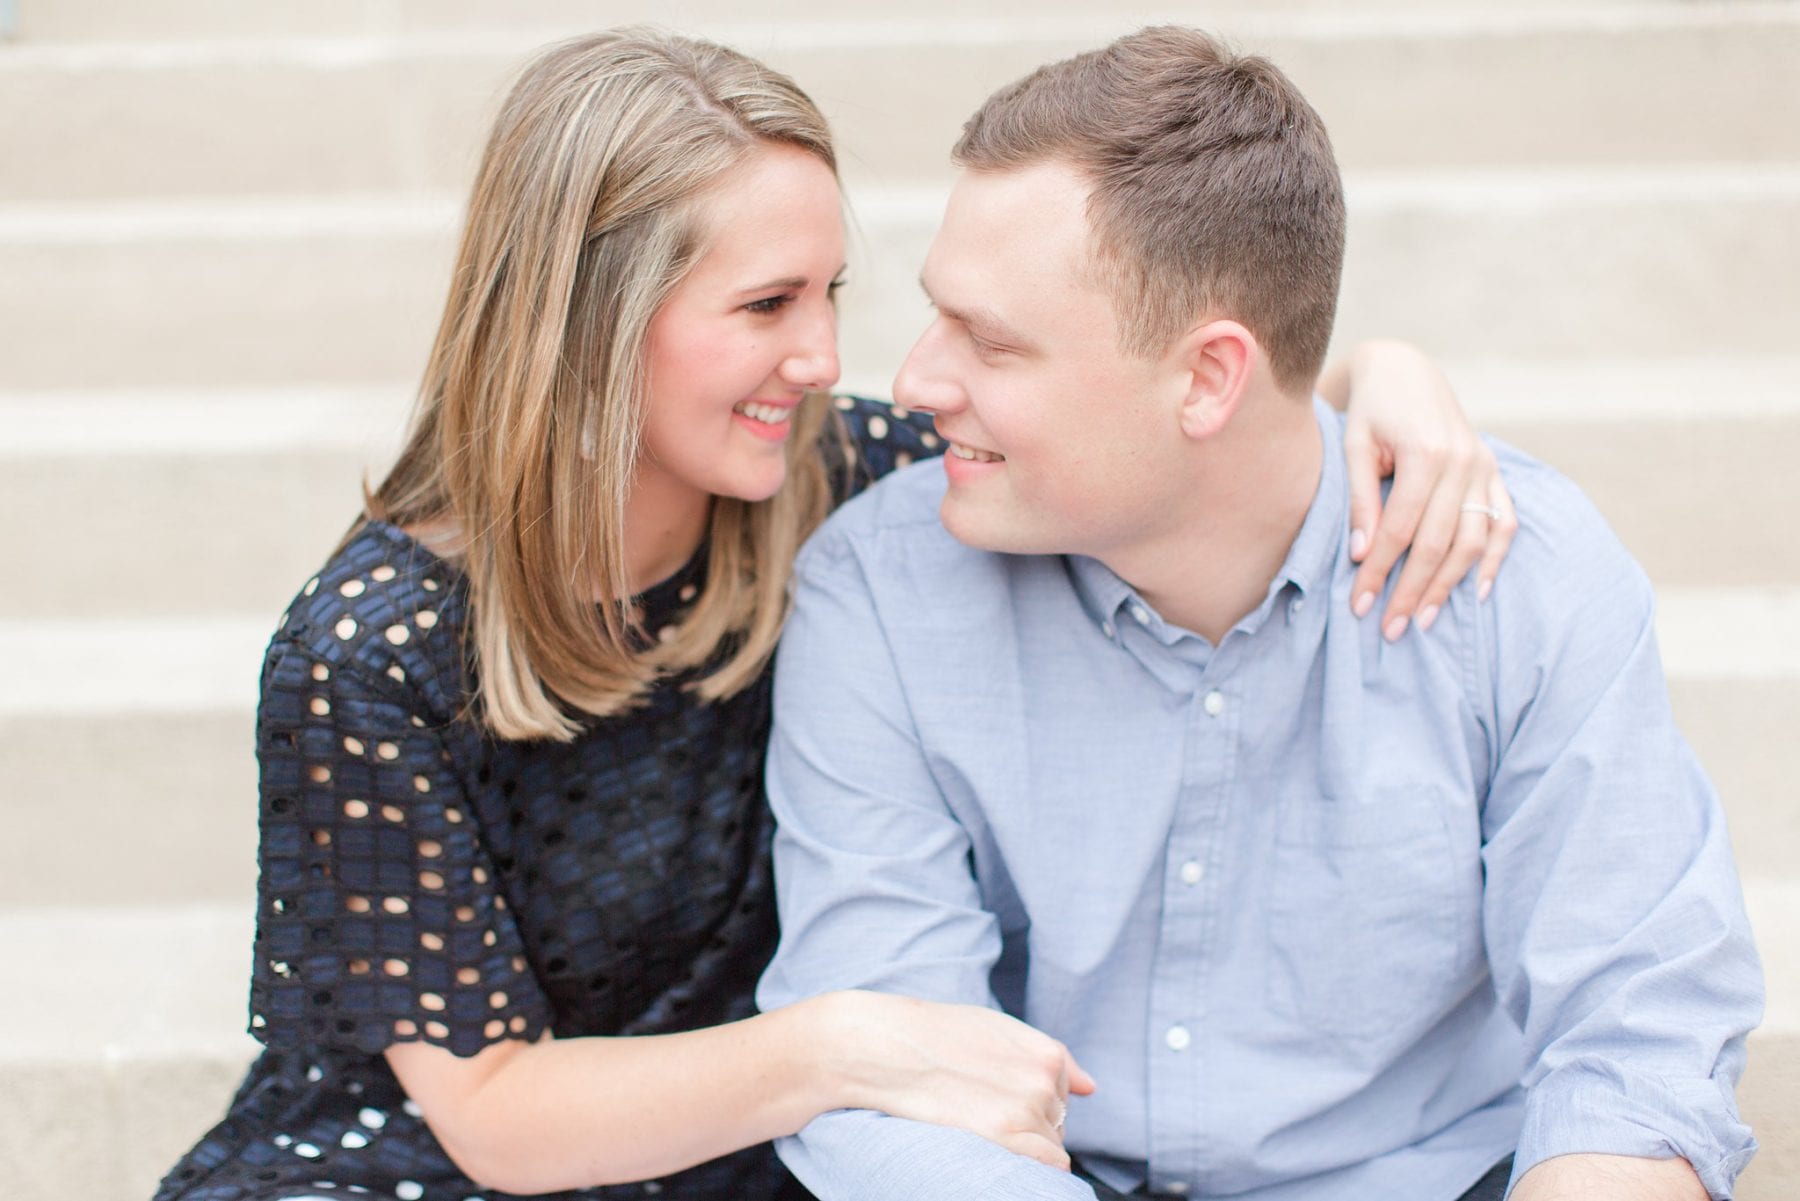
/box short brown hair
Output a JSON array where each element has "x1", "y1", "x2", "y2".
[{"x1": 953, "y1": 26, "x2": 1345, "y2": 391}]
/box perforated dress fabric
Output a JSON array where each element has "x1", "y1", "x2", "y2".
[{"x1": 157, "y1": 398, "x2": 938, "y2": 1201}]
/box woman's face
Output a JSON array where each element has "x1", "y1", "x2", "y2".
[{"x1": 640, "y1": 142, "x2": 845, "y2": 510}]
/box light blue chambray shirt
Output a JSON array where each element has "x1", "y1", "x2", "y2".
[{"x1": 757, "y1": 401, "x2": 1762, "y2": 1201}]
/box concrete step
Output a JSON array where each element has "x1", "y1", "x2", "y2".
[
  {"x1": 4, "y1": 7, "x2": 1797, "y2": 202},
  {"x1": 0, "y1": 619, "x2": 267, "y2": 906},
  {"x1": 1, "y1": 388, "x2": 411, "y2": 619},
  {"x1": 4, "y1": 361, "x2": 1797, "y2": 622},
  {"x1": 842, "y1": 170, "x2": 1800, "y2": 391},
  {"x1": 6, "y1": 0, "x2": 1698, "y2": 45},
  {"x1": 788, "y1": 160, "x2": 1800, "y2": 366},
  {"x1": 1, "y1": 905, "x2": 260, "y2": 1201},
  {"x1": 1458, "y1": 359, "x2": 1800, "y2": 592},
  {"x1": 2, "y1": 589, "x2": 1795, "y2": 906},
  {"x1": 3, "y1": 167, "x2": 1798, "y2": 391},
  {"x1": 4, "y1": 880, "x2": 1796, "y2": 1201}
]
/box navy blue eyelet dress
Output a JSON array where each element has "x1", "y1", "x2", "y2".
[{"x1": 156, "y1": 398, "x2": 939, "y2": 1201}]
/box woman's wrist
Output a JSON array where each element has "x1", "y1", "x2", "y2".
[
  {"x1": 1347, "y1": 337, "x2": 1429, "y2": 386},
  {"x1": 775, "y1": 989, "x2": 883, "y2": 1123}
]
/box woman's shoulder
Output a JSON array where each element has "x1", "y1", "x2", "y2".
[
  {"x1": 264, "y1": 521, "x2": 470, "y2": 717},
  {"x1": 821, "y1": 394, "x2": 943, "y2": 503}
]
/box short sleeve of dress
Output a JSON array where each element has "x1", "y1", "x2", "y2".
[
  {"x1": 823, "y1": 394, "x2": 943, "y2": 503},
  {"x1": 250, "y1": 640, "x2": 552, "y2": 1059}
]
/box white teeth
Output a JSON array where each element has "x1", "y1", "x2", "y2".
[
  {"x1": 949, "y1": 442, "x2": 1004, "y2": 463},
  {"x1": 734, "y1": 401, "x2": 792, "y2": 426}
]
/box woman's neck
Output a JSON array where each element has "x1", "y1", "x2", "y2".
[{"x1": 621, "y1": 473, "x2": 712, "y2": 598}]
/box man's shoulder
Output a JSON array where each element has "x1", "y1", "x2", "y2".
[
  {"x1": 1489, "y1": 437, "x2": 1649, "y2": 598},
  {"x1": 799, "y1": 457, "x2": 980, "y2": 576},
  {"x1": 1464, "y1": 437, "x2": 1658, "y2": 677}
]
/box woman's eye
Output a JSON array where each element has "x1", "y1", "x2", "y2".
[{"x1": 744, "y1": 295, "x2": 792, "y2": 315}]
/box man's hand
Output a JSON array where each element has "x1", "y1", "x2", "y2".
[{"x1": 1510, "y1": 1153, "x2": 1709, "y2": 1201}]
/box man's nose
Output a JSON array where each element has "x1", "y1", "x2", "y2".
[{"x1": 892, "y1": 319, "x2": 965, "y2": 416}]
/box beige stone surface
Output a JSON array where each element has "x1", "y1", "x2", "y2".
[
  {"x1": 7, "y1": 11, "x2": 1798, "y2": 198},
  {"x1": 3, "y1": 173, "x2": 1798, "y2": 391}
]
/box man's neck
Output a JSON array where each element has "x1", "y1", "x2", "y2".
[{"x1": 1104, "y1": 399, "x2": 1323, "y2": 645}]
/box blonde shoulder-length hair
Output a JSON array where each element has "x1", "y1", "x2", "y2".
[{"x1": 367, "y1": 29, "x2": 841, "y2": 741}]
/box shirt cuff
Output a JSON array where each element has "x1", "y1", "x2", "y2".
[
  {"x1": 1513, "y1": 1057, "x2": 1757, "y2": 1200},
  {"x1": 779, "y1": 1110, "x2": 1098, "y2": 1201}
]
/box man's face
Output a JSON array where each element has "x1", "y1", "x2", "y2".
[{"x1": 893, "y1": 162, "x2": 1179, "y2": 558}]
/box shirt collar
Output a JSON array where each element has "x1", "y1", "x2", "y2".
[
  {"x1": 1279, "y1": 395, "x2": 1349, "y2": 601},
  {"x1": 1066, "y1": 552, "x2": 1138, "y2": 639},
  {"x1": 1065, "y1": 395, "x2": 1346, "y2": 637}
]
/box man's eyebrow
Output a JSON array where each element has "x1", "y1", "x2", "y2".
[{"x1": 918, "y1": 274, "x2": 1031, "y2": 349}]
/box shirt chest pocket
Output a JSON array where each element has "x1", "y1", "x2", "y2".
[{"x1": 1264, "y1": 785, "x2": 1481, "y2": 1044}]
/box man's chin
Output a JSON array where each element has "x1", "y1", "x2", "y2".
[{"x1": 938, "y1": 496, "x2": 1054, "y2": 555}]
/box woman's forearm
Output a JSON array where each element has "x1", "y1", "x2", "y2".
[
  {"x1": 1315, "y1": 338, "x2": 1427, "y2": 410},
  {"x1": 400, "y1": 995, "x2": 846, "y2": 1193},
  {"x1": 1314, "y1": 351, "x2": 1354, "y2": 408},
  {"x1": 390, "y1": 988, "x2": 1082, "y2": 1192}
]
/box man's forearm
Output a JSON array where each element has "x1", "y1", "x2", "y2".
[
  {"x1": 781, "y1": 1109, "x2": 1098, "y2": 1201},
  {"x1": 1510, "y1": 1153, "x2": 1709, "y2": 1201}
]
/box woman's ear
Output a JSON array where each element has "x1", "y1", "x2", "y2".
[{"x1": 1174, "y1": 320, "x2": 1256, "y2": 442}]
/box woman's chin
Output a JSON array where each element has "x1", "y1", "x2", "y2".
[{"x1": 718, "y1": 468, "x2": 789, "y2": 505}]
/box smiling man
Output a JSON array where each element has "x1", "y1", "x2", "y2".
[{"x1": 756, "y1": 26, "x2": 1761, "y2": 1201}]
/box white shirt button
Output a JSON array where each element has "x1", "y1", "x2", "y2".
[
  {"x1": 1101, "y1": 620, "x2": 1116, "y2": 639},
  {"x1": 1179, "y1": 860, "x2": 1204, "y2": 886},
  {"x1": 1203, "y1": 690, "x2": 1226, "y2": 717},
  {"x1": 1289, "y1": 596, "x2": 1305, "y2": 617},
  {"x1": 1165, "y1": 1184, "x2": 1191, "y2": 1196},
  {"x1": 1130, "y1": 603, "x2": 1151, "y2": 625},
  {"x1": 1165, "y1": 1024, "x2": 1191, "y2": 1051}
]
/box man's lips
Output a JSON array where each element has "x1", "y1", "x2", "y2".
[
  {"x1": 947, "y1": 441, "x2": 1005, "y2": 463},
  {"x1": 934, "y1": 420, "x2": 1004, "y2": 462}
]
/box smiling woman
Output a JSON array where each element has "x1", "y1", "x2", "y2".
[
  {"x1": 153, "y1": 23, "x2": 1515, "y2": 1201},
  {"x1": 638, "y1": 144, "x2": 846, "y2": 547},
  {"x1": 152, "y1": 29, "x2": 1089, "y2": 1201}
]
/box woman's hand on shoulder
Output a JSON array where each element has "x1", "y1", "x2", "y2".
[
  {"x1": 1325, "y1": 339, "x2": 1518, "y2": 638},
  {"x1": 814, "y1": 989, "x2": 1095, "y2": 1171}
]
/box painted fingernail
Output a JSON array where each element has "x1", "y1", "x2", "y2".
[
  {"x1": 1383, "y1": 614, "x2": 1409, "y2": 642},
  {"x1": 1353, "y1": 591, "x2": 1375, "y2": 618},
  {"x1": 1479, "y1": 579, "x2": 1493, "y2": 603},
  {"x1": 1418, "y1": 604, "x2": 1439, "y2": 632},
  {"x1": 1349, "y1": 528, "x2": 1369, "y2": 560}
]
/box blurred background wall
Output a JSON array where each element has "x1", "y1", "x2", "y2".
[{"x1": 0, "y1": 1, "x2": 1795, "y2": 1196}]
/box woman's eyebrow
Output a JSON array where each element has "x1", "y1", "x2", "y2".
[{"x1": 735, "y1": 265, "x2": 848, "y2": 296}]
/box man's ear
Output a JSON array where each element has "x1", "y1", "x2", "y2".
[{"x1": 1173, "y1": 320, "x2": 1256, "y2": 441}]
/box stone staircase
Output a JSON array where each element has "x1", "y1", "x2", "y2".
[{"x1": 2, "y1": 2, "x2": 1795, "y2": 1197}]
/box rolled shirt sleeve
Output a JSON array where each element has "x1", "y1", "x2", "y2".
[{"x1": 1475, "y1": 463, "x2": 1762, "y2": 1198}]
